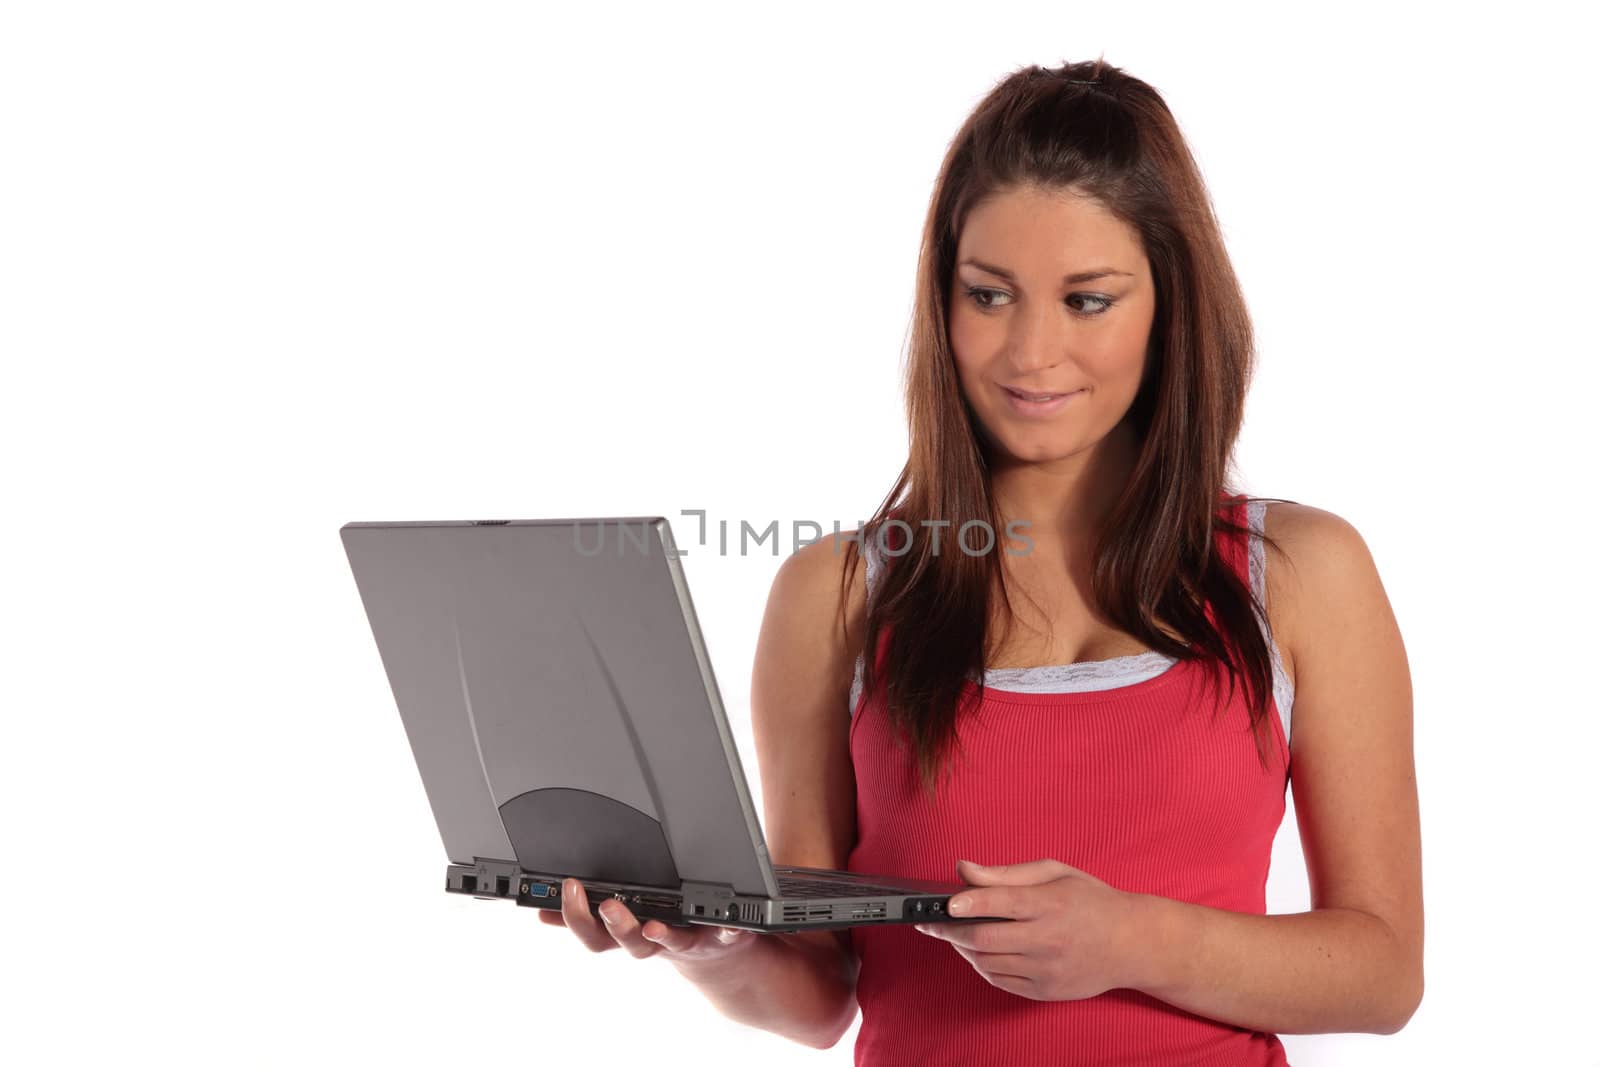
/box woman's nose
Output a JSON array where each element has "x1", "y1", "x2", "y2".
[{"x1": 1002, "y1": 306, "x2": 1069, "y2": 375}]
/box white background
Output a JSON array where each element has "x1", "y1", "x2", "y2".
[{"x1": 4, "y1": 2, "x2": 1596, "y2": 1063}]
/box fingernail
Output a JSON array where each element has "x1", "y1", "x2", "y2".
[{"x1": 599, "y1": 905, "x2": 616, "y2": 924}]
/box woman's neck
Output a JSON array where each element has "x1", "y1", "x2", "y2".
[{"x1": 989, "y1": 418, "x2": 1140, "y2": 566}]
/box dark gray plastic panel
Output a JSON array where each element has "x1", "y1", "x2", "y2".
[{"x1": 498, "y1": 785, "x2": 679, "y2": 888}]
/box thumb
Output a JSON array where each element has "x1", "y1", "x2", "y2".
[{"x1": 956, "y1": 857, "x2": 1070, "y2": 884}]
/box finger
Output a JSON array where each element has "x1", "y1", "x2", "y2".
[
  {"x1": 946, "y1": 886, "x2": 1035, "y2": 921},
  {"x1": 637, "y1": 918, "x2": 712, "y2": 955},
  {"x1": 537, "y1": 909, "x2": 568, "y2": 927},
  {"x1": 560, "y1": 878, "x2": 617, "y2": 953},
  {"x1": 947, "y1": 943, "x2": 1038, "y2": 984},
  {"x1": 644, "y1": 919, "x2": 750, "y2": 957},
  {"x1": 916, "y1": 919, "x2": 1032, "y2": 954},
  {"x1": 706, "y1": 924, "x2": 756, "y2": 951},
  {"x1": 596, "y1": 900, "x2": 662, "y2": 960},
  {"x1": 977, "y1": 968, "x2": 1038, "y2": 999},
  {"x1": 955, "y1": 858, "x2": 1071, "y2": 885}
]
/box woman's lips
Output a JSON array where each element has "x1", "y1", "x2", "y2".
[{"x1": 1001, "y1": 385, "x2": 1083, "y2": 418}]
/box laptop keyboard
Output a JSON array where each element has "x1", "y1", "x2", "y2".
[{"x1": 777, "y1": 876, "x2": 911, "y2": 899}]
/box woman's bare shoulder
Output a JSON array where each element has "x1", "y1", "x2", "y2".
[
  {"x1": 1258, "y1": 499, "x2": 1383, "y2": 690},
  {"x1": 1259, "y1": 499, "x2": 1370, "y2": 578},
  {"x1": 774, "y1": 531, "x2": 871, "y2": 648}
]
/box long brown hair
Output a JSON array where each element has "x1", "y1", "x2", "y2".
[{"x1": 840, "y1": 57, "x2": 1297, "y2": 798}]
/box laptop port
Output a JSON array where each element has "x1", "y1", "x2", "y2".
[
  {"x1": 461, "y1": 875, "x2": 478, "y2": 894},
  {"x1": 496, "y1": 876, "x2": 510, "y2": 896}
]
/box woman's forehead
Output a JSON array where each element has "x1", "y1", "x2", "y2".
[{"x1": 956, "y1": 191, "x2": 1144, "y2": 274}]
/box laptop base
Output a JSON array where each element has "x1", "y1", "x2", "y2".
[{"x1": 445, "y1": 859, "x2": 1000, "y2": 934}]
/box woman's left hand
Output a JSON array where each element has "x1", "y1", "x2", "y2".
[{"x1": 913, "y1": 858, "x2": 1151, "y2": 1002}]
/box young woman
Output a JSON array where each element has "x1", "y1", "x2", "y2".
[{"x1": 541, "y1": 58, "x2": 1422, "y2": 1065}]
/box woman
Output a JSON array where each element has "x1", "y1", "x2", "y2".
[{"x1": 542, "y1": 57, "x2": 1423, "y2": 1065}]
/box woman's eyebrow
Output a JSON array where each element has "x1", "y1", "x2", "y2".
[{"x1": 958, "y1": 257, "x2": 1131, "y2": 284}]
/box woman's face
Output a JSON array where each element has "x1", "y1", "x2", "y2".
[{"x1": 949, "y1": 184, "x2": 1156, "y2": 467}]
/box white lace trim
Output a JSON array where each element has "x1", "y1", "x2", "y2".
[
  {"x1": 983, "y1": 649, "x2": 1177, "y2": 693},
  {"x1": 1247, "y1": 498, "x2": 1296, "y2": 745},
  {"x1": 847, "y1": 503, "x2": 1294, "y2": 744}
]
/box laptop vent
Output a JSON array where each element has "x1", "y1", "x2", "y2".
[{"x1": 780, "y1": 902, "x2": 889, "y2": 923}]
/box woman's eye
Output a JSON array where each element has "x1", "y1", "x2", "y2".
[
  {"x1": 963, "y1": 286, "x2": 1115, "y2": 316},
  {"x1": 964, "y1": 286, "x2": 1010, "y2": 310},
  {"x1": 1068, "y1": 293, "x2": 1115, "y2": 315}
]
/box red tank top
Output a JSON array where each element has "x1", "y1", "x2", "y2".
[{"x1": 845, "y1": 492, "x2": 1291, "y2": 1066}]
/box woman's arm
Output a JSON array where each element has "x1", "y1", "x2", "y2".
[
  {"x1": 667, "y1": 532, "x2": 866, "y2": 1048},
  {"x1": 663, "y1": 927, "x2": 858, "y2": 1049},
  {"x1": 1130, "y1": 502, "x2": 1424, "y2": 1034},
  {"x1": 547, "y1": 533, "x2": 864, "y2": 1049}
]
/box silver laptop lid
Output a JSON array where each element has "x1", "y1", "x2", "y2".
[{"x1": 340, "y1": 517, "x2": 780, "y2": 898}]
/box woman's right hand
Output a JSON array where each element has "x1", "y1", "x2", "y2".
[{"x1": 539, "y1": 877, "x2": 758, "y2": 970}]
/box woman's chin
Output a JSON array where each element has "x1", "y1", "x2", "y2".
[{"x1": 996, "y1": 436, "x2": 1085, "y2": 465}]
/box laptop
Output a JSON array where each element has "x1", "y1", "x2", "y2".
[{"x1": 340, "y1": 516, "x2": 988, "y2": 933}]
